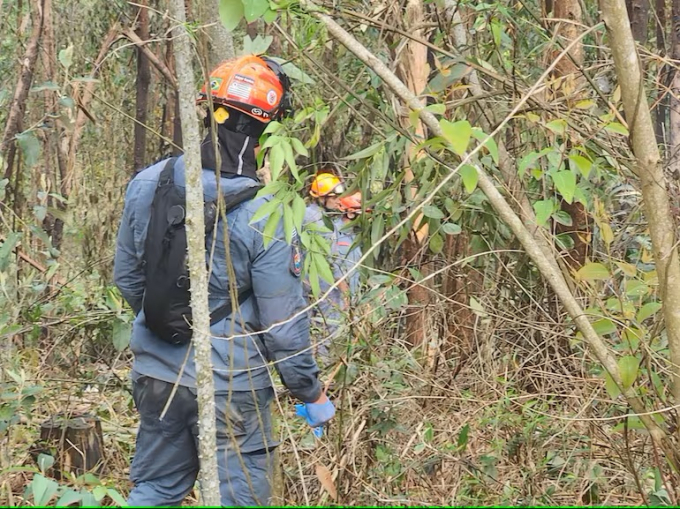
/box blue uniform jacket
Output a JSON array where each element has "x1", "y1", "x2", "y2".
[{"x1": 114, "y1": 156, "x2": 322, "y2": 402}]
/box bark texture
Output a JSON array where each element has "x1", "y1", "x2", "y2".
[{"x1": 168, "y1": 0, "x2": 221, "y2": 503}]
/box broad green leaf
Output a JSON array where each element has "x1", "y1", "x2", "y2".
[
  {"x1": 56, "y1": 489, "x2": 83, "y2": 507},
  {"x1": 457, "y1": 424, "x2": 469, "y2": 450},
  {"x1": 425, "y1": 103, "x2": 446, "y2": 115},
  {"x1": 429, "y1": 232, "x2": 444, "y2": 254},
  {"x1": 262, "y1": 208, "x2": 281, "y2": 248},
  {"x1": 16, "y1": 131, "x2": 40, "y2": 168},
  {"x1": 79, "y1": 489, "x2": 99, "y2": 507},
  {"x1": 262, "y1": 7, "x2": 277, "y2": 23},
  {"x1": 250, "y1": 198, "x2": 279, "y2": 224},
  {"x1": 0, "y1": 232, "x2": 21, "y2": 271},
  {"x1": 616, "y1": 262, "x2": 637, "y2": 277},
  {"x1": 308, "y1": 257, "x2": 320, "y2": 297},
  {"x1": 471, "y1": 129, "x2": 499, "y2": 165},
  {"x1": 58, "y1": 45, "x2": 74, "y2": 70},
  {"x1": 283, "y1": 203, "x2": 293, "y2": 244},
  {"x1": 592, "y1": 318, "x2": 616, "y2": 336},
  {"x1": 568, "y1": 154, "x2": 592, "y2": 178},
  {"x1": 637, "y1": 302, "x2": 662, "y2": 323},
  {"x1": 243, "y1": 0, "x2": 269, "y2": 22},
  {"x1": 545, "y1": 119, "x2": 567, "y2": 135},
  {"x1": 552, "y1": 170, "x2": 576, "y2": 204},
  {"x1": 106, "y1": 488, "x2": 129, "y2": 507},
  {"x1": 427, "y1": 63, "x2": 471, "y2": 93},
  {"x1": 256, "y1": 179, "x2": 284, "y2": 198},
  {"x1": 459, "y1": 164, "x2": 478, "y2": 194},
  {"x1": 518, "y1": 151, "x2": 541, "y2": 178},
  {"x1": 342, "y1": 140, "x2": 384, "y2": 161},
  {"x1": 242, "y1": 34, "x2": 273, "y2": 55},
  {"x1": 533, "y1": 200, "x2": 553, "y2": 226},
  {"x1": 33, "y1": 205, "x2": 47, "y2": 222},
  {"x1": 605, "y1": 122, "x2": 629, "y2": 136},
  {"x1": 552, "y1": 210, "x2": 572, "y2": 226},
  {"x1": 291, "y1": 137, "x2": 308, "y2": 157},
  {"x1": 32, "y1": 474, "x2": 59, "y2": 506},
  {"x1": 112, "y1": 320, "x2": 131, "y2": 352},
  {"x1": 37, "y1": 453, "x2": 54, "y2": 474},
  {"x1": 268, "y1": 144, "x2": 284, "y2": 181},
  {"x1": 92, "y1": 485, "x2": 107, "y2": 502},
  {"x1": 31, "y1": 81, "x2": 60, "y2": 93},
  {"x1": 219, "y1": 0, "x2": 244, "y2": 31},
  {"x1": 576, "y1": 262, "x2": 610, "y2": 281},
  {"x1": 441, "y1": 223, "x2": 461, "y2": 235},
  {"x1": 618, "y1": 355, "x2": 640, "y2": 389},
  {"x1": 440, "y1": 119, "x2": 472, "y2": 156},
  {"x1": 422, "y1": 205, "x2": 445, "y2": 219},
  {"x1": 575, "y1": 99, "x2": 596, "y2": 109},
  {"x1": 282, "y1": 141, "x2": 299, "y2": 182},
  {"x1": 625, "y1": 280, "x2": 649, "y2": 298},
  {"x1": 604, "y1": 372, "x2": 621, "y2": 399},
  {"x1": 314, "y1": 253, "x2": 335, "y2": 285}
]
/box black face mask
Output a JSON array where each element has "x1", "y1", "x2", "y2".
[{"x1": 200, "y1": 123, "x2": 259, "y2": 181}]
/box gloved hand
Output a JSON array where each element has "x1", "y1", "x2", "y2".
[{"x1": 295, "y1": 393, "x2": 336, "y2": 436}]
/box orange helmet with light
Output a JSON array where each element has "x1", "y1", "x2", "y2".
[
  {"x1": 338, "y1": 192, "x2": 369, "y2": 216},
  {"x1": 197, "y1": 55, "x2": 291, "y2": 123},
  {"x1": 310, "y1": 173, "x2": 345, "y2": 198}
]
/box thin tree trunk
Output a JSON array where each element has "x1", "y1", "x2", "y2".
[
  {"x1": 196, "y1": 0, "x2": 234, "y2": 69},
  {"x1": 2, "y1": 0, "x2": 45, "y2": 180},
  {"x1": 304, "y1": 0, "x2": 672, "y2": 452},
  {"x1": 602, "y1": 0, "x2": 680, "y2": 437},
  {"x1": 627, "y1": 0, "x2": 650, "y2": 43},
  {"x1": 133, "y1": 0, "x2": 151, "y2": 172},
  {"x1": 669, "y1": 0, "x2": 680, "y2": 177},
  {"x1": 168, "y1": 0, "x2": 220, "y2": 503},
  {"x1": 656, "y1": 0, "x2": 667, "y2": 146}
]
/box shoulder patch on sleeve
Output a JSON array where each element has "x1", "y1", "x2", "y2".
[{"x1": 290, "y1": 230, "x2": 302, "y2": 277}]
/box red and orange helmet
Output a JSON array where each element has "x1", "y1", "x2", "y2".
[{"x1": 198, "y1": 55, "x2": 292, "y2": 123}]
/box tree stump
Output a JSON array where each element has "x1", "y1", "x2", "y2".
[{"x1": 39, "y1": 414, "x2": 104, "y2": 477}]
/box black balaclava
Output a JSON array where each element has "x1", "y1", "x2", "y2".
[{"x1": 200, "y1": 109, "x2": 265, "y2": 181}]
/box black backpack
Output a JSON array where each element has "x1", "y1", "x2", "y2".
[{"x1": 142, "y1": 158, "x2": 260, "y2": 345}]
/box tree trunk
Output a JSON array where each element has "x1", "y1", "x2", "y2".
[
  {"x1": 133, "y1": 0, "x2": 151, "y2": 172},
  {"x1": 602, "y1": 0, "x2": 680, "y2": 436},
  {"x1": 656, "y1": 0, "x2": 667, "y2": 147},
  {"x1": 305, "y1": 0, "x2": 671, "y2": 451},
  {"x1": 196, "y1": 0, "x2": 234, "y2": 69},
  {"x1": 390, "y1": 0, "x2": 432, "y2": 347},
  {"x1": 168, "y1": 0, "x2": 221, "y2": 504},
  {"x1": 1, "y1": 0, "x2": 44, "y2": 181},
  {"x1": 39, "y1": 414, "x2": 104, "y2": 477},
  {"x1": 669, "y1": 0, "x2": 680, "y2": 178},
  {"x1": 627, "y1": 0, "x2": 650, "y2": 42}
]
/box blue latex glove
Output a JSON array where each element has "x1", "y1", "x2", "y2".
[{"x1": 295, "y1": 399, "x2": 335, "y2": 437}]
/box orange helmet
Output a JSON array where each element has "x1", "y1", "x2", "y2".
[
  {"x1": 338, "y1": 192, "x2": 369, "y2": 216},
  {"x1": 197, "y1": 55, "x2": 291, "y2": 123},
  {"x1": 310, "y1": 173, "x2": 345, "y2": 198}
]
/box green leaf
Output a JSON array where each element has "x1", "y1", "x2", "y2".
[
  {"x1": 112, "y1": 320, "x2": 131, "y2": 352},
  {"x1": 79, "y1": 489, "x2": 99, "y2": 507},
  {"x1": 471, "y1": 128, "x2": 499, "y2": 165},
  {"x1": 568, "y1": 154, "x2": 592, "y2": 178},
  {"x1": 58, "y1": 45, "x2": 74, "y2": 70},
  {"x1": 457, "y1": 424, "x2": 469, "y2": 451},
  {"x1": 637, "y1": 302, "x2": 662, "y2": 323},
  {"x1": 262, "y1": 208, "x2": 281, "y2": 248},
  {"x1": 605, "y1": 122, "x2": 629, "y2": 136},
  {"x1": 56, "y1": 489, "x2": 83, "y2": 507},
  {"x1": 592, "y1": 318, "x2": 616, "y2": 336},
  {"x1": 604, "y1": 372, "x2": 621, "y2": 399},
  {"x1": 31, "y1": 81, "x2": 60, "y2": 93},
  {"x1": 545, "y1": 119, "x2": 567, "y2": 135},
  {"x1": 264, "y1": 57, "x2": 315, "y2": 84},
  {"x1": 429, "y1": 232, "x2": 444, "y2": 254},
  {"x1": 576, "y1": 262, "x2": 610, "y2": 281},
  {"x1": 242, "y1": 34, "x2": 273, "y2": 55},
  {"x1": 262, "y1": 7, "x2": 277, "y2": 23},
  {"x1": 291, "y1": 137, "x2": 308, "y2": 157},
  {"x1": 425, "y1": 103, "x2": 446, "y2": 115},
  {"x1": 459, "y1": 164, "x2": 478, "y2": 194},
  {"x1": 106, "y1": 488, "x2": 129, "y2": 507},
  {"x1": 31, "y1": 474, "x2": 59, "y2": 506},
  {"x1": 552, "y1": 210, "x2": 573, "y2": 226},
  {"x1": 618, "y1": 355, "x2": 640, "y2": 389},
  {"x1": 92, "y1": 485, "x2": 107, "y2": 502},
  {"x1": 625, "y1": 280, "x2": 649, "y2": 298},
  {"x1": 308, "y1": 257, "x2": 320, "y2": 297},
  {"x1": 250, "y1": 198, "x2": 279, "y2": 224},
  {"x1": 37, "y1": 453, "x2": 54, "y2": 474},
  {"x1": 552, "y1": 170, "x2": 576, "y2": 204},
  {"x1": 268, "y1": 142, "x2": 284, "y2": 181},
  {"x1": 292, "y1": 195, "x2": 306, "y2": 233},
  {"x1": 440, "y1": 119, "x2": 472, "y2": 156},
  {"x1": 441, "y1": 223, "x2": 462, "y2": 235},
  {"x1": 0, "y1": 232, "x2": 21, "y2": 271},
  {"x1": 16, "y1": 131, "x2": 40, "y2": 168},
  {"x1": 33, "y1": 205, "x2": 47, "y2": 222},
  {"x1": 533, "y1": 200, "x2": 553, "y2": 226},
  {"x1": 283, "y1": 203, "x2": 293, "y2": 244},
  {"x1": 342, "y1": 140, "x2": 384, "y2": 161},
  {"x1": 314, "y1": 253, "x2": 335, "y2": 285},
  {"x1": 422, "y1": 205, "x2": 445, "y2": 219},
  {"x1": 243, "y1": 0, "x2": 269, "y2": 22},
  {"x1": 282, "y1": 141, "x2": 299, "y2": 182},
  {"x1": 219, "y1": 0, "x2": 244, "y2": 31}
]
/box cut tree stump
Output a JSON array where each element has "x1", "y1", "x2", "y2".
[{"x1": 39, "y1": 414, "x2": 104, "y2": 477}]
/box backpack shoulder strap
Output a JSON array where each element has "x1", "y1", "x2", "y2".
[{"x1": 158, "y1": 157, "x2": 178, "y2": 187}]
